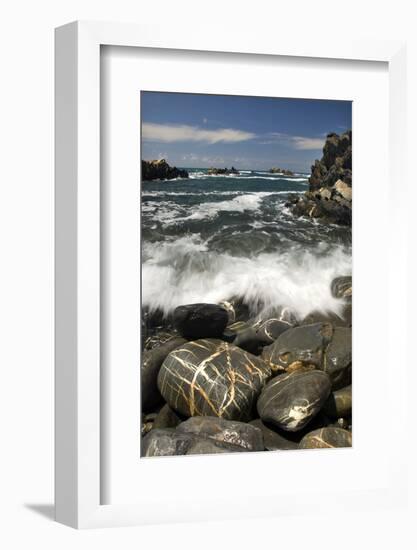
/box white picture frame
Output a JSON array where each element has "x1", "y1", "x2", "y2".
[{"x1": 55, "y1": 20, "x2": 407, "y2": 529}]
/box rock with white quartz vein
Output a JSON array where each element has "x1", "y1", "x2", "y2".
[
  {"x1": 176, "y1": 416, "x2": 264, "y2": 451},
  {"x1": 257, "y1": 368, "x2": 331, "y2": 432},
  {"x1": 157, "y1": 339, "x2": 272, "y2": 421},
  {"x1": 299, "y1": 427, "x2": 352, "y2": 449}
]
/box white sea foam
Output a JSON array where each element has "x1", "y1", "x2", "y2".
[{"x1": 142, "y1": 235, "x2": 352, "y2": 320}]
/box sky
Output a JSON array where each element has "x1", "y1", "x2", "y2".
[{"x1": 141, "y1": 92, "x2": 352, "y2": 172}]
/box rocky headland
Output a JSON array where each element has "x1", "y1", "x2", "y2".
[
  {"x1": 142, "y1": 159, "x2": 189, "y2": 181},
  {"x1": 288, "y1": 131, "x2": 352, "y2": 225},
  {"x1": 141, "y1": 275, "x2": 352, "y2": 456}
]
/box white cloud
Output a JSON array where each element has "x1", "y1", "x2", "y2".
[
  {"x1": 290, "y1": 136, "x2": 325, "y2": 150},
  {"x1": 142, "y1": 122, "x2": 256, "y2": 144}
]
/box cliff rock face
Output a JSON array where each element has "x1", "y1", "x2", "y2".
[
  {"x1": 309, "y1": 131, "x2": 352, "y2": 190},
  {"x1": 290, "y1": 131, "x2": 352, "y2": 226},
  {"x1": 142, "y1": 159, "x2": 189, "y2": 181}
]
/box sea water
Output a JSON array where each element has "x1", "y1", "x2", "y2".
[{"x1": 141, "y1": 168, "x2": 351, "y2": 320}]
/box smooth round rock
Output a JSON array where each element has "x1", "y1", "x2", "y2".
[
  {"x1": 255, "y1": 318, "x2": 293, "y2": 344},
  {"x1": 331, "y1": 276, "x2": 352, "y2": 301},
  {"x1": 157, "y1": 339, "x2": 271, "y2": 421},
  {"x1": 322, "y1": 327, "x2": 352, "y2": 389},
  {"x1": 173, "y1": 303, "x2": 229, "y2": 339},
  {"x1": 152, "y1": 404, "x2": 183, "y2": 430},
  {"x1": 257, "y1": 369, "x2": 332, "y2": 432},
  {"x1": 177, "y1": 416, "x2": 264, "y2": 451},
  {"x1": 301, "y1": 306, "x2": 351, "y2": 328},
  {"x1": 299, "y1": 427, "x2": 352, "y2": 449},
  {"x1": 323, "y1": 385, "x2": 352, "y2": 418},
  {"x1": 249, "y1": 419, "x2": 299, "y2": 450},
  {"x1": 141, "y1": 336, "x2": 186, "y2": 412},
  {"x1": 261, "y1": 323, "x2": 333, "y2": 373}
]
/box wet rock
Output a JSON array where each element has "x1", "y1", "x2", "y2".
[
  {"x1": 322, "y1": 327, "x2": 352, "y2": 389},
  {"x1": 153, "y1": 404, "x2": 183, "y2": 430},
  {"x1": 261, "y1": 322, "x2": 333, "y2": 373},
  {"x1": 233, "y1": 327, "x2": 264, "y2": 355},
  {"x1": 331, "y1": 276, "x2": 352, "y2": 301},
  {"x1": 173, "y1": 303, "x2": 229, "y2": 339},
  {"x1": 257, "y1": 369, "x2": 332, "y2": 432},
  {"x1": 141, "y1": 412, "x2": 159, "y2": 436},
  {"x1": 158, "y1": 339, "x2": 271, "y2": 421},
  {"x1": 299, "y1": 427, "x2": 352, "y2": 449},
  {"x1": 142, "y1": 159, "x2": 188, "y2": 181},
  {"x1": 185, "y1": 438, "x2": 245, "y2": 455},
  {"x1": 177, "y1": 416, "x2": 264, "y2": 451},
  {"x1": 222, "y1": 321, "x2": 251, "y2": 342},
  {"x1": 249, "y1": 419, "x2": 300, "y2": 450},
  {"x1": 323, "y1": 385, "x2": 352, "y2": 418},
  {"x1": 218, "y1": 297, "x2": 250, "y2": 323},
  {"x1": 141, "y1": 336, "x2": 186, "y2": 412},
  {"x1": 144, "y1": 330, "x2": 181, "y2": 352},
  {"x1": 301, "y1": 306, "x2": 351, "y2": 328},
  {"x1": 255, "y1": 318, "x2": 293, "y2": 344}
]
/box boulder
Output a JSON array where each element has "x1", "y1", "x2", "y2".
[
  {"x1": 141, "y1": 429, "x2": 246, "y2": 457},
  {"x1": 141, "y1": 336, "x2": 186, "y2": 412},
  {"x1": 299, "y1": 427, "x2": 352, "y2": 449},
  {"x1": 249, "y1": 419, "x2": 300, "y2": 451},
  {"x1": 261, "y1": 322, "x2": 333, "y2": 373},
  {"x1": 157, "y1": 339, "x2": 271, "y2": 421},
  {"x1": 323, "y1": 385, "x2": 352, "y2": 418},
  {"x1": 331, "y1": 276, "x2": 352, "y2": 301},
  {"x1": 207, "y1": 166, "x2": 239, "y2": 175},
  {"x1": 321, "y1": 327, "x2": 352, "y2": 389},
  {"x1": 269, "y1": 167, "x2": 294, "y2": 176},
  {"x1": 153, "y1": 404, "x2": 183, "y2": 430},
  {"x1": 142, "y1": 159, "x2": 189, "y2": 181},
  {"x1": 173, "y1": 303, "x2": 229, "y2": 339},
  {"x1": 257, "y1": 369, "x2": 332, "y2": 431},
  {"x1": 176, "y1": 416, "x2": 264, "y2": 451}
]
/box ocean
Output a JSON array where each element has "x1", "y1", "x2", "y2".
[{"x1": 141, "y1": 168, "x2": 352, "y2": 321}]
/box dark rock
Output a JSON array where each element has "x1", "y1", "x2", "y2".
[
  {"x1": 141, "y1": 336, "x2": 186, "y2": 412},
  {"x1": 299, "y1": 427, "x2": 352, "y2": 449},
  {"x1": 153, "y1": 404, "x2": 183, "y2": 430},
  {"x1": 173, "y1": 303, "x2": 229, "y2": 339},
  {"x1": 249, "y1": 419, "x2": 299, "y2": 450},
  {"x1": 257, "y1": 369, "x2": 332, "y2": 432},
  {"x1": 176, "y1": 416, "x2": 264, "y2": 451},
  {"x1": 218, "y1": 297, "x2": 250, "y2": 323},
  {"x1": 323, "y1": 385, "x2": 352, "y2": 418},
  {"x1": 254, "y1": 318, "x2": 293, "y2": 344},
  {"x1": 207, "y1": 166, "x2": 239, "y2": 175},
  {"x1": 157, "y1": 339, "x2": 271, "y2": 421},
  {"x1": 269, "y1": 167, "x2": 294, "y2": 176},
  {"x1": 321, "y1": 327, "x2": 352, "y2": 389},
  {"x1": 144, "y1": 330, "x2": 181, "y2": 352},
  {"x1": 233, "y1": 327, "x2": 264, "y2": 355},
  {"x1": 141, "y1": 429, "x2": 191, "y2": 457},
  {"x1": 301, "y1": 305, "x2": 351, "y2": 328},
  {"x1": 142, "y1": 159, "x2": 188, "y2": 181},
  {"x1": 331, "y1": 276, "x2": 352, "y2": 301},
  {"x1": 141, "y1": 429, "x2": 245, "y2": 457},
  {"x1": 261, "y1": 322, "x2": 333, "y2": 373}
]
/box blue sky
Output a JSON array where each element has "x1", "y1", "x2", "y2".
[{"x1": 141, "y1": 92, "x2": 351, "y2": 172}]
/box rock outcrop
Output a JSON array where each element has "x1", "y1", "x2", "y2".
[
  {"x1": 207, "y1": 166, "x2": 239, "y2": 175},
  {"x1": 289, "y1": 131, "x2": 352, "y2": 225},
  {"x1": 269, "y1": 167, "x2": 294, "y2": 176},
  {"x1": 142, "y1": 159, "x2": 189, "y2": 181}
]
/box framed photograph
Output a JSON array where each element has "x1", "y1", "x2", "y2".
[{"x1": 55, "y1": 21, "x2": 407, "y2": 528}]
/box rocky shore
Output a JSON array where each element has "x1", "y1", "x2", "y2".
[
  {"x1": 288, "y1": 131, "x2": 352, "y2": 225},
  {"x1": 141, "y1": 275, "x2": 352, "y2": 457},
  {"x1": 142, "y1": 159, "x2": 189, "y2": 181}
]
